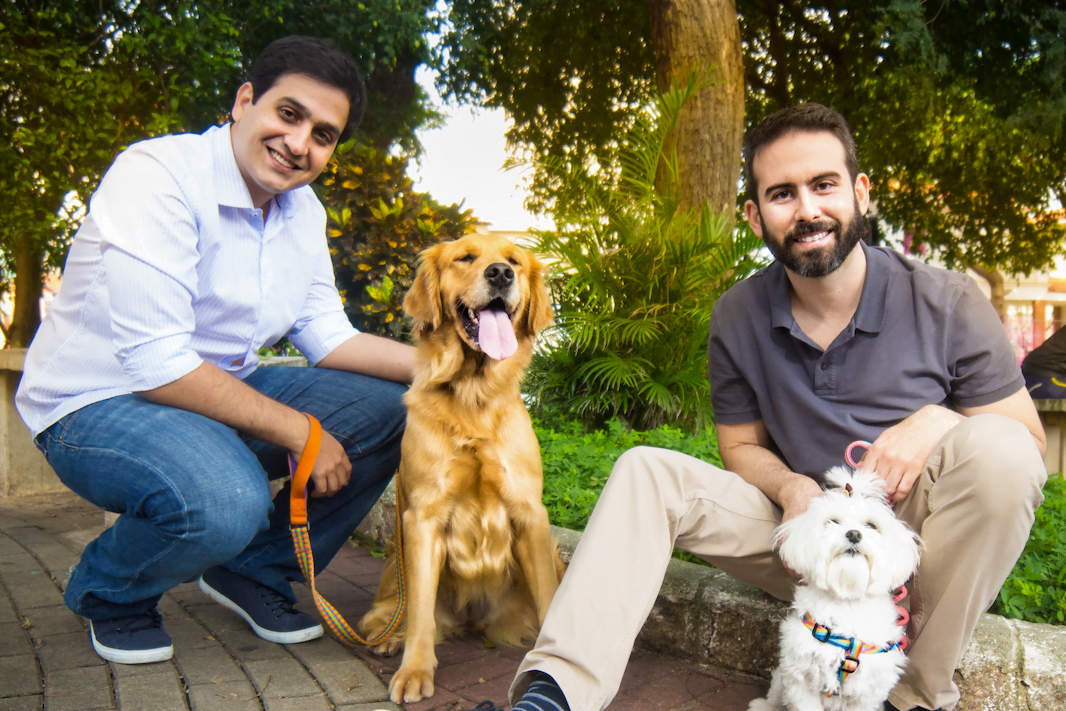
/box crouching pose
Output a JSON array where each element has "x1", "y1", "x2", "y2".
[
  {"x1": 17, "y1": 36, "x2": 414, "y2": 664},
  {"x1": 498, "y1": 104, "x2": 1047, "y2": 711}
]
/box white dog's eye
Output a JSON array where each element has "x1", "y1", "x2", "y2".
[
  {"x1": 864, "y1": 522, "x2": 878, "y2": 530},
  {"x1": 828, "y1": 518, "x2": 840, "y2": 526}
]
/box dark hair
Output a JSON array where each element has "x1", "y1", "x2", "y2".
[
  {"x1": 248, "y1": 35, "x2": 366, "y2": 143},
  {"x1": 743, "y1": 103, "x2": 859, "y2": 204}
]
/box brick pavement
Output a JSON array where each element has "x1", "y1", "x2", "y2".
[{"x1": 0, "y1": 491, "x2": 767, "y2": 711}]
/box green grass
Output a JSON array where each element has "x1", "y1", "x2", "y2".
[{"x1": 535, "y1": 410, "x2": 1066, "y2": 626}]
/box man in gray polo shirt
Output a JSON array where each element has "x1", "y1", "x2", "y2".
[{"x1": 504, "y1": 104, "x2": 1047, "y2": 711}]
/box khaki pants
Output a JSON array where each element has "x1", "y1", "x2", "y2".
[{"x1": 509, "y1": 414, "x2": 1047, "y2": 711}]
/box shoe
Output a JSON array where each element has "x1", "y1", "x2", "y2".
[
  {"x1": 88, "y1": 608, "x2": 173, "y2": 664},
  {"x1": 199, "y1": 565, "x2": 323, "y2": 644},
  {"x1": 474, "y1": 703, "x2": 505, "y2": 711}
]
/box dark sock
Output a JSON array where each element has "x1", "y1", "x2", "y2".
[{"x1": 513, "y1": 672, "x2": 570, "y2": 711}]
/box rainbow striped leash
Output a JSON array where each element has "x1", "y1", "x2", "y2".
[{"x1": 290, "y1": 413, "x2": 406, "y2": 646}]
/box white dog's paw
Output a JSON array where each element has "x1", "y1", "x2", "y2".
[{"x1": 747, "y1": 698, "x2": 775, "y2": 711}]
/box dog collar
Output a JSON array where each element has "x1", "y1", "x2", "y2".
[{"x1": 801, "y1": 612, "x2": 902, "y2": 696}]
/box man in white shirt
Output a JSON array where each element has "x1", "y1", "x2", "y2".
[{"x1": 17, "y1": 35, "x2": 415, "y2": 664}]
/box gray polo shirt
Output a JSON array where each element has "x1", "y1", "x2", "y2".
[{"x1": 708, "y1": 242, "x2": 1024, "y2": 478}]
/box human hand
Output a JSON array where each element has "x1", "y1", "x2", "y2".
[
  {"x1": 292, "y1": 428, "x2": 351, "y2": 498},
  {"x1": 862, "y1": 405, "x2": 963, "y2": 504},
  {"x1": 777, "y1": 475, "x2": 824, "y2": 579}
]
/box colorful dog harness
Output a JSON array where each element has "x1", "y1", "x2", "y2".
[{"x1": 801, "y1": 612, "x2": 902, "y2": 696}]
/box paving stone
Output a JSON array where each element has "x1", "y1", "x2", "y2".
[
  {"x1": 0, "y1": 623, "x2": 32, "y2": 657},
  {"x1": 0, "y1": 696, "x2": 43, "y2": 711},
  {"x1": 173, "y1": 645, "x2": 245, "y2": 685},
  {"x1": 18, "y1": 545, "x2": 78, "y2": 579},
  {"x1": 0, "y1": 655, "x2": 41, "y2": 698},
  {"x1": 3, "y1": 573, "x2": 64, "y2": 611},
  {"x1": 0, "y1": 553, "x2": 42, "y2": 576},
  {"x1": 19, "y1": 606, "x2": 83, "y2": 639},
  {"x1": 36, "y1": 631, "x2": 104, "y2": 674},
  {"x1": 0, "y1": 592, "x2": 17, "y2": 624},
  {"x1": 243, "y1": 658, "x2": 320, "y2": 699},
  {"x1": 113, "y1": 666, "x2": 188, "y2": 711},
  {"x1": 335, "y1": 704, "x2": 403, "y2": 711},
  {"x1": 108, "y1": 659, "x2": 178, "y2": 680},
  {"x1": 168, "y1": 585, "x2": 212, "y2": 607},
  {"x1": 187, "y1": 680, "x2": 260, "y2": 711},
  {"x1": 452, "y1": 672, "x2": 512, "y2": 709},
  {"x1": 433, "y1": 654, "x2": 517, "y2": 690},
  {"x1": 262, "y1": 694, "x2": 334, "y2": 711},
  {"x1": 43, "y1": 666, "x2": 113, "y2": 711},
  {"x1": 163, "y1": 616, "x2": 222, "y2": 652},
  {"x1": 396, "y1": 686, "x2": 464, "y2": 711},
  {"x1": 285, "y1": 636, "x2": 360, "y2": 666},
  {"x1": 305, "y1": 660, "x2": 388, "y2": 705}
]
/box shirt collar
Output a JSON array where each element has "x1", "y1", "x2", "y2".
[
  {"x1": 767, "y1": 240, "x2": 888, "y2": 334},
  {"x1": 208, "y1": 123, "x2": 298, "y2": 218}
]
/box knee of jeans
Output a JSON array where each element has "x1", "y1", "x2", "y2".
[
  {"x1": 948, "y1": 414, "x2": 1047, "y2": 515},
  {"x1": 181, "y1": 483, "x2": 273, "y2": 552}
]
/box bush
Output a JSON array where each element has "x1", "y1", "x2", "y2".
[
  {"x1": 319, "y1": 144, "x2": 477, "y2": 338},
  {"x1": 992, "y1": 474, "x2": 1066, "y2": 625},
  {"x1": 524, "y1": 77, "x2": 764, "y2": 432},
  {"x1": 534, "y1": 408, "x2": 721, "y2": 532}
]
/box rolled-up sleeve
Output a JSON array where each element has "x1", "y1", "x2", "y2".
[
  {"x1": 91, "y1": 149, "x2": 204, "y2": 391},
  {"x1": 286, "y1": 236, "x2": 359, "y2": 365}
]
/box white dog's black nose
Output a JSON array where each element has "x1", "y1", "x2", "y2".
[
  {"x1": 485, "y1": 263, "x2": 515, "y2": 289},
  {"x1": 845, "y1": 529, "x2": 862, "y2": 544}
]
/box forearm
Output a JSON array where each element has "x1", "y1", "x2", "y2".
[
  {"x1": 316, "y1": 333, "x2": 416, "y2": 384},
  {"x1": 721, "y1": 442, "x2": 820, "y2": 511},
  {"x1": 138, "y1": 362, "x2": 310, "y2": 453}
]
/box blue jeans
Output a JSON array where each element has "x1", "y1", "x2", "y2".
[{"x1": 36, "y1": 366, "x2": 406, "y2": 620}]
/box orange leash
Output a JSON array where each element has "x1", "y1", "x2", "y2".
[{"x1": 289, "y1": 413, "x2": 406, "y2": 646}]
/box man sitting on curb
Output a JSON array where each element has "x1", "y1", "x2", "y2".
[
  {"x1": 16, "y1": 35, "x2": 414, "y2": 664},
  {"x1": 497, "y1": 104, "x2": 1047, "y2": 711}
]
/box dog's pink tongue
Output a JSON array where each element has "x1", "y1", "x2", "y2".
[{"x1": 477, "y1": 309, "x2": 518, "y2": 360}]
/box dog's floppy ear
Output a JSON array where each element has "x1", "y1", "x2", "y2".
[
  {"x1": 404, "y1": 243, "x2": 445, "y2": 330},
  {"x1": 522, "y1": 253, "x2": 554, "y2": 337}
]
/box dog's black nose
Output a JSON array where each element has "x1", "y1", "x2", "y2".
[
  {"x1": 845, "y1": 529, "x2": 862, "y2": 544},
  {"x1": 485, "y1": 262, "x2": 515, "y2": 288}
]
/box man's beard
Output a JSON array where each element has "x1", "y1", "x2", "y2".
[{"x1": 762, "y1": 202, "x2": 867, "y2": 278}]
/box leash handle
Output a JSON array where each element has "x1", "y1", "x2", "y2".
[
  {"x1": 845, "y1": 440, "x2": 872, "y2": 469},
  {"x1": 287, "y1": 412, "x2": 407, "y2": 648},
  {"x1": 289, "y1": 414, "x2": 323, "y2": 526}
]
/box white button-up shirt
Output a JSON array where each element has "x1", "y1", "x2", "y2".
[{"x1": 17, "y1": 124, "x2": 358, "y2": 436}]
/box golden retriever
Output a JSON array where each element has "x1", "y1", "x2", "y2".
[{"x1": 358, "y1": 233, "x2": 565, "y2": 704}]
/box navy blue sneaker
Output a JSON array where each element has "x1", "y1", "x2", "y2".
[
  {"x1": 88, "y1": 608, "x2": 173, "y2": 664},
  {"x1": 199, "y1": 566, "x2": 322, "y2": 644}
]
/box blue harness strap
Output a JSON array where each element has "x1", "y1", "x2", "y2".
[{"x1": 802, "y1": 612, "x2": 901, "y2": 696}]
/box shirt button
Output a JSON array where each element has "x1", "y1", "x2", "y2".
[{"x1": 820, "y1": 361, "x2": 829, "y2": 370}]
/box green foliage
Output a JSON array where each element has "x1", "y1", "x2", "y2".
[
  {"x1": 320, "y1": 145, "x2": 477, "y2": 338},
  {"x1": 441, "y1": 0, "x2": 1066, "y2": 276},
  {"x1": 534, "y1": 409, "x2": 722, "y2": 532},
  {"x1": 0, "y1": 2, "x2": 242, "y2": 275},
  {"x1": 992, "y1": 475, "x2": 1066, "y2": 626},
  {"x1": 525, "y1": 78, "x2": 765, "y2": 431}
]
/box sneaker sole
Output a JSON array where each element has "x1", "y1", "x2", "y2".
[
  {"x1": 89, "y1": 622, "x2": 173, "y2": 664},
  {"x1": 198, "y1": 576, "x2": 323, "y2": 644}
]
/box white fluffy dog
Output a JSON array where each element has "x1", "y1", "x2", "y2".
[{"x1": 749, "y1": 467, "x2": 922, "y2": 711}]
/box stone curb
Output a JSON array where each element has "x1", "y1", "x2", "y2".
[{"x1": 359, "y1": 487, "x2": 1066, "y2": 711}]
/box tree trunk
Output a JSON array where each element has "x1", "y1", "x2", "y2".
[
  {"x1": 645, "y1": 0, "x2": 745, "y2": 217},
  {"x1": 969, "y1": 263, "x2": 1007, "y2": 323},
  {"x1": 7, "y1": 233, "x2": 44, "y2": 348}
]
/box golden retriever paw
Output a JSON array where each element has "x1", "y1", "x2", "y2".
[
  {"x1": 369, "y1": 637, "x2": 402, "y2": 657},
  {"x1": 389, "y1": 666, "x2": 435, "y2": 703}
]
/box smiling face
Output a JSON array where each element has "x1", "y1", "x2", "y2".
[
  {"x1": 229, "y1": 73, "x2": 349, "y2": 208},
  {"x1": 745, "y1": 130, "x2": 870, "y2": 278},
  {"x1": 403, "y1": 234, "x2": 553, "y2": 363}
]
